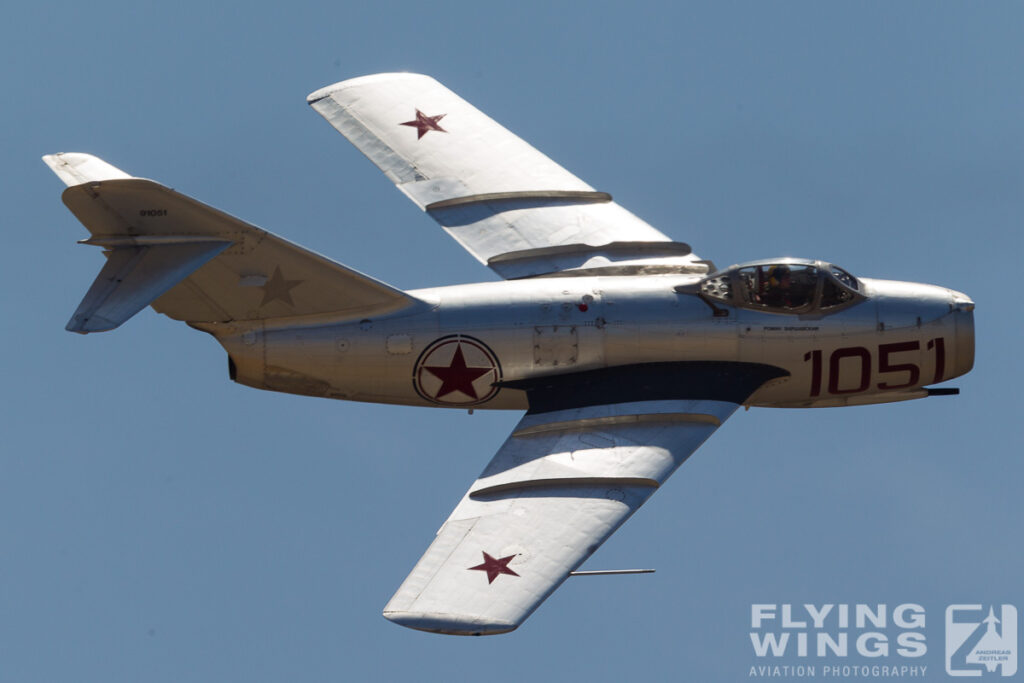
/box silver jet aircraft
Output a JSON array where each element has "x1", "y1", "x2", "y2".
[{"x1": 45, "y1": 73, "x2": 975, "y2": 636}]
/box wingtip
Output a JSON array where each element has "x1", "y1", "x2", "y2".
[
  {"x1": 306, "y1": 72, "x2": 434, "y2": 105},
  {"x1": 382, "y1": 610, "x2": 518, "y2": 636}
]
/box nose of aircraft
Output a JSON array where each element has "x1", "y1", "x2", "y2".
[
  {"x1": 864, "y1": 279, "x2": 975, "y2": 384},
  {"x1": 949, "y1": 289, "x2": 975, "y2": 381}
]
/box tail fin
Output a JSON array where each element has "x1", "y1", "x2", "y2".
[
  {"x1": 43, "y1": 152, "x2": 132, "y2": 185},
  {"x1": 45, "y1": 153, "x2": 419, "y2": 333}
]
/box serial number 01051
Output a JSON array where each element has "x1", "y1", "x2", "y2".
[{"x1": 804, "y1": 338, "x2": 945, "y2": 396}]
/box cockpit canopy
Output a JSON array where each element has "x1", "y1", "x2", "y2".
[{"x1": 699, "y1": 259, "x2": 861, "y2": 314}]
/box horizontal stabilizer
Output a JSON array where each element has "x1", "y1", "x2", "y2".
[
  {"x1": 46, "y1": 153, "x2": 421, "y2": 329},
  {"x1": 67, "y1": 240, "x2": 230, "y2": 333}
]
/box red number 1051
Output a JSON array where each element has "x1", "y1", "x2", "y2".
[{"x1": 804, "y1": 338, "x2": 945, "y2": 397}]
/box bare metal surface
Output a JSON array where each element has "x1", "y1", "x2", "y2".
[
  {"x1": 46, "y1": 73, "x2": 977, "y2": 637},
  {"x1": 425, "y1": 189, "x2": 612, "y2": 210},
  {"x1": 512, "y1": 412, "x2": 722, "y2": 437},
  {"x1": 569, "y1": 569, "x2": 656, "y2": 576}
]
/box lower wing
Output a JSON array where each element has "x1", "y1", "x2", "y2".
[{"x1": 384, "y1": 362, "x2": 787, "y2": 635}]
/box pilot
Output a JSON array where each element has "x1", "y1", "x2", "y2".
[{"x1": 760, "y1": 265, "x2": 793, "y2": 307}]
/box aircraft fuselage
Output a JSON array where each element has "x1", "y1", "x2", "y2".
[{"x1": 212, "y1": 272, "x2": 974, "y2": 410}]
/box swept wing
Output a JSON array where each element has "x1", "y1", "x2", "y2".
[
  {"x1": 384, "y1": 363, "x2": 785, "y2": 634},
  {"x1": 308, "y1": 73, "x2": 708, "y2": 279}
]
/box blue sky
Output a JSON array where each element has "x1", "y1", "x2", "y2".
[{"x1": 3, "y1": 2, "x2": 1022, "y2": 681}]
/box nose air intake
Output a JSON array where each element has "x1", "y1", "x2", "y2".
[{"x1": 952, "y1": 292, "x2": 975, "y2": 380}]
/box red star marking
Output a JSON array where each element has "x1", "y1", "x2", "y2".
[
  {"x1": 424, "y1": 343, "x2": 491, "y2": 400},
  {"x1": 400, "y1": 109, "x2": 447, "y2": 139},
  {"x1": 259, "y1": 266, "x2": 303, "y2": 307},
  {"x1": 468, "y1": 552, "x2": 519, "y2": 584}
]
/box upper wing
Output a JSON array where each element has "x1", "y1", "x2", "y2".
[
  {"x1": 308, "y1": 73, "x2": 709, "y2": 279},
  {"x1": 383, "y1": 362, "x2": 786, "y2": 635}
]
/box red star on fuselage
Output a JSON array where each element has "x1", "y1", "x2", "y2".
[
  {"x1": 400, "y1": 109, "x2": 447, "y2": 139},
  {"x1": 468, "y1": 552, "x2": 519, "y2": 584},
  {"x1": 423, "y1": 343, "x2": 491, "y2": 400}
]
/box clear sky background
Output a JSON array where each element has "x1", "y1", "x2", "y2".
[{"x1": 3, "y1": 2, "x2": 1022, "y2": 681}]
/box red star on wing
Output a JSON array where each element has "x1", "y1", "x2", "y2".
[
  {"x1": 424, "y1": 343, "x2": 491, "y2": 400},
  {"x1": 468, "y1": 552, "x2": 519, "y2": 584},
  {"x1": 400, "y1": 109, "x2": 447, "y2": 139}
]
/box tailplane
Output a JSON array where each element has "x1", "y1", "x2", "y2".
[{"x1": 44, "y1": 153, "x2": 419, "y2": 333}]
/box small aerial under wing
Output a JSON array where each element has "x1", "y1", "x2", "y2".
[
  {"x1": 308, "y1": 73, "x2": 708, "y2": 279},
  {"x1": 384, "y1": 363, "x2": 786, "y2": 635}
]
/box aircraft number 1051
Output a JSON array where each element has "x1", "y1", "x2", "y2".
[{"x1": 803, "y1": 338, "x2": 946, "y2": 397}]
